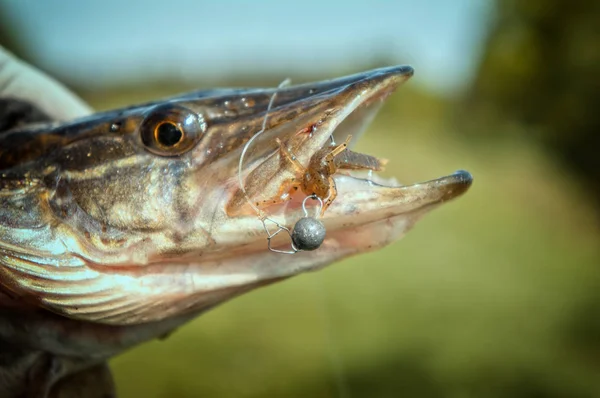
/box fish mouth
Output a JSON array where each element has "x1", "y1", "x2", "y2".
[{"x1": 219, "y1": 65, "x2": 473, "y2": 258}]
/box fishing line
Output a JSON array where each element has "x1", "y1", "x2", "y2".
[
  {"x1": 237, "y1": 79, "x2": 327, "y2": 254},
  {"x1": 237, "y1": 78, "x2": 291, "y2": 219},
  {"x1": 237, "y1": 81, "x2": 348, "y2": 398},
  {"x1": 311, "y1": 275, "x2": 352, "y2": 398}
]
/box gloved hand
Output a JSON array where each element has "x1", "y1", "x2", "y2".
[{"x1": 0, "y1": 46, "x2": 92, "y2": 123}]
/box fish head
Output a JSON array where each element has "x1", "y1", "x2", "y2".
[{"x1": 0, "y1": 66, "x2": 472, "y2": 326}]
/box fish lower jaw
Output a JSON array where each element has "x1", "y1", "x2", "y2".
[{"x1": 256, "y1": 169, "x2": 472, "y2": 247}]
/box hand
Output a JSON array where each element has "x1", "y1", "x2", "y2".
[{"x1": 0, "y1": 45, "x2": 92, "y2": 122}]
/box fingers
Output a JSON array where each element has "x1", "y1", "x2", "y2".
[{"x1": 0, "y1": 46, "x2": 92, "y2": 121}]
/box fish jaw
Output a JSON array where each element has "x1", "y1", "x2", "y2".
[{"x1": 223, "y1": 65, "x2": 415, "y2": 216}]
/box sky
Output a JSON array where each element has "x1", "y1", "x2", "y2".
[{"x1": 3, "y1": 0, "x2": 494, "y2": 95}]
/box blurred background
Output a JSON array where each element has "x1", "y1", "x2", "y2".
[{"x1": 2, "y1": 0, "x2": 599, "y2": 396}]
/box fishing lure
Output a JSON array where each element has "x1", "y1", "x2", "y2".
[{"x1": 237, "y1": 79, "x2": 327, "y2": 254}]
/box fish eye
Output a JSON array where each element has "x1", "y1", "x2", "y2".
[
  {"x1": 155, "y1": 122, "x2": 183, "y2": 147},
  {"x1": 140, "y1": 104, "x2": 206, "y2": 156}
]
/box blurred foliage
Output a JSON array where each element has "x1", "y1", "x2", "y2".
[
  {"x1": 0, "y1": 4, "x2": 44, "y2": 72},
  {"x1": 462, "y1": 0, "x2": 600, "y2": 207},
  {"x1": 0, "y1": 8, "x2": 27, "y2": 61}
]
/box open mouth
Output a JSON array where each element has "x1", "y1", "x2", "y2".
[{"x1": 223, "y1": 65, "x2": 473, "y2": 255}]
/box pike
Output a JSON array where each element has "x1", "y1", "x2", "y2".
[{"x1": 0, "y1": 65, "x2": 472, "y2": 397}]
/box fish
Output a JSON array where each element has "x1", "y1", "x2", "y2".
[{"x1": 0, "y1": 65, "x2": 472, "y2": 396}]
